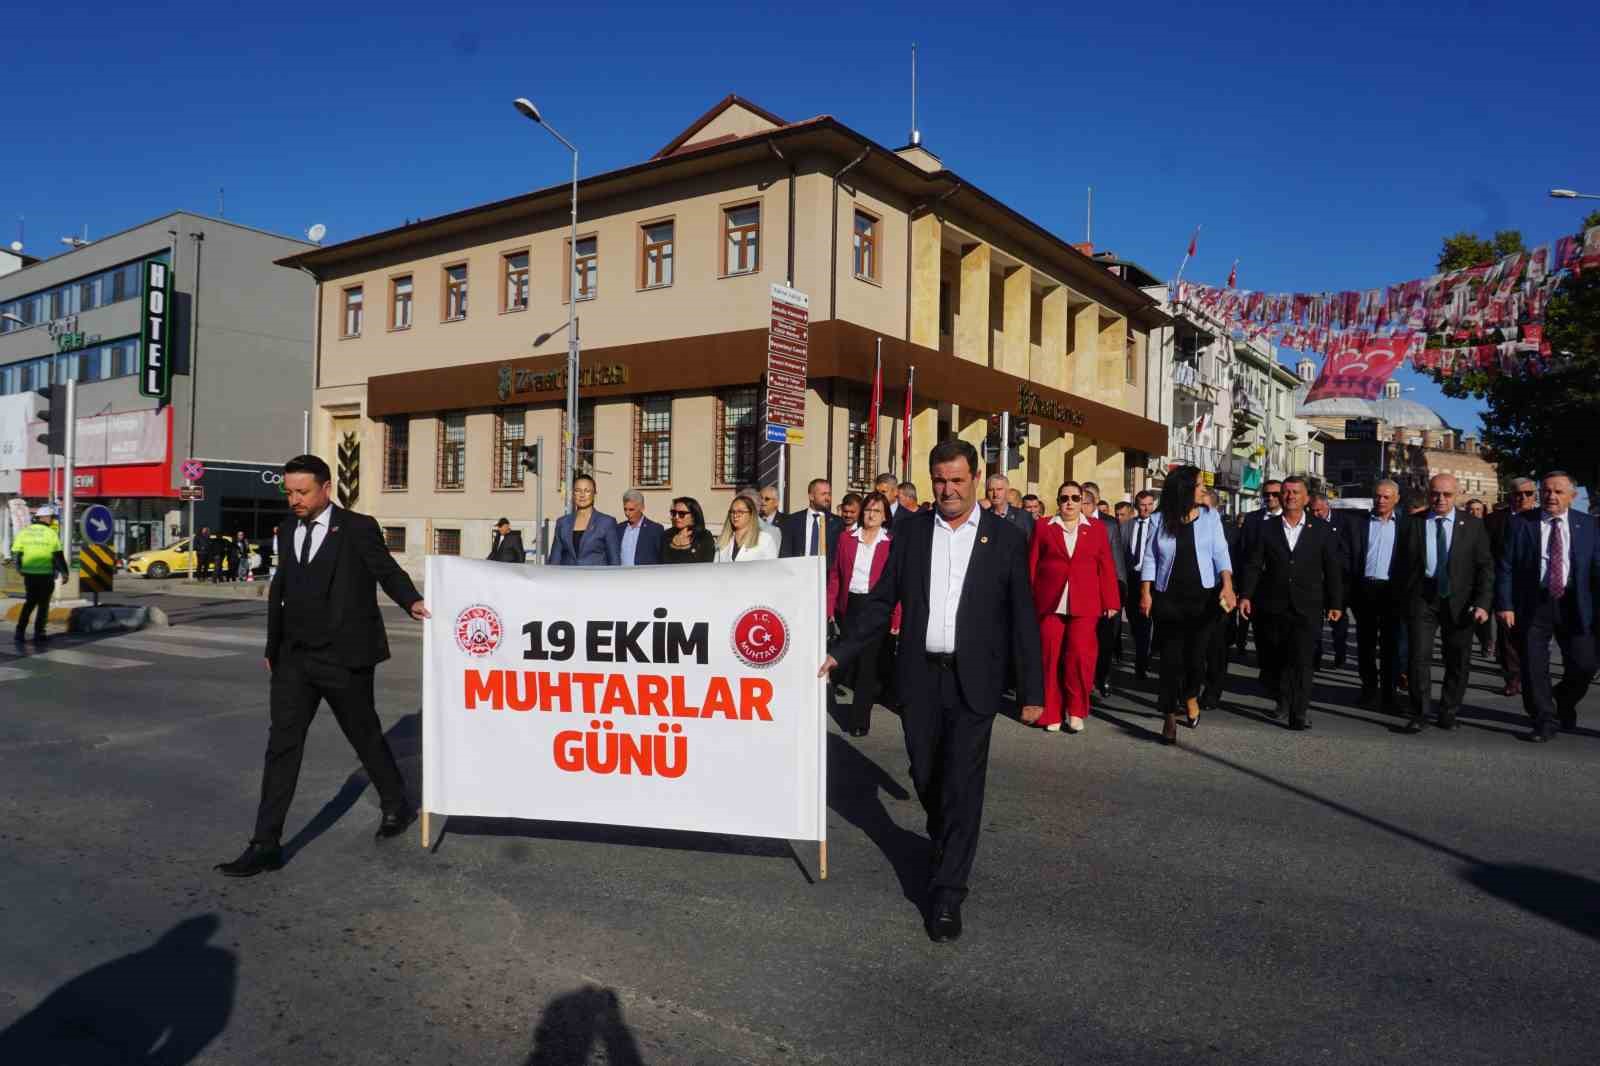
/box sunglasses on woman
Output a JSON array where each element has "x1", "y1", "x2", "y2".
[{"x1": 669, "y1": 509, "x2": 691, "y2": 517}]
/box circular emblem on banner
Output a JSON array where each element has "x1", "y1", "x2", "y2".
[
  {"x1": 731, "y1": 606, "x2": 789, "y2": 669},
  {"x1": 454, "y1": 604, "x2": 503, "y2": 658}
]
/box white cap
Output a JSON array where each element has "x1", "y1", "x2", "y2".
[{"x1": 34, "y1": 504, "x2": 58, "y2": 518}]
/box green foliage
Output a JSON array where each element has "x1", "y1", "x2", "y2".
[{"x1": 1435, "y1": 229, "x2": 1525, "y2": 272}]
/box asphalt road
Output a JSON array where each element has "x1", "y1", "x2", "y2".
[{"x1": 2, "y1": 586, "x2": 1598, "y2": 1064}]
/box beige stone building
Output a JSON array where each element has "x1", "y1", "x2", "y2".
[{"x1": 279, "y1": 96, "x2": 1168, "y2": 568}]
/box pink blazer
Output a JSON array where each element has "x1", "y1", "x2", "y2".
[{"x1": 828, "y1": 532, "x2": 902, "y2": 630}]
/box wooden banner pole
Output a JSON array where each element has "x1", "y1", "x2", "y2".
[
  {"x1": 420, "y1": 809, "x2": 430, "y2": 849},
  {"x1": 819, "y1": 840, "x2": 828, "y2": 881}
]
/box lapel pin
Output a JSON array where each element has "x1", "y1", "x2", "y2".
[{"x1": 980, "y1": 535, "x2": 989, "y2": 544}]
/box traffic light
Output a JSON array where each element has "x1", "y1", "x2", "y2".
[
  {"x1": 35, "y1": 384, "x2": 67, "y2": 455},
  {"x1": 519, "y1": 442, "x2": 540, "y2": 476},
  {"x1": 1009, "y1": 417, "x2": 1030, "y2": 448}
]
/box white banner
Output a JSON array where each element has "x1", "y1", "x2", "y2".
[
  {"x1": 0, "y1": 393, "x2": 44, "y2": 492},
  {"x1": 24, "y1": 406, "x2": 167, "y2": 469},
  {"x1": 422, "y1": 556, "x2": 827, "y2": 843}
]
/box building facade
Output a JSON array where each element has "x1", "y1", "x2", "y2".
[
  {"x1": 0, "y1": 213, "x2": 314, "y2": 555},
  {"x1": 280, "y1": 96, "x2": 1169, "y2": 570},
  {"x1": 1138, "y1": 287, "x2": 1245, "y2": 507}
]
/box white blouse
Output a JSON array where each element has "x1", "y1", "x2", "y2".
[{"x1": 1050, "y1": 515, "x2": 1083, "y2": 615}]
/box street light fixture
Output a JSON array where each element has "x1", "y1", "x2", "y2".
[
  {"x1": 514, "y1": 96, "x2": 581, "y2": 513},
  {"x1": 1549, "y1": 188, "x2": 1600, "y2": 200}
]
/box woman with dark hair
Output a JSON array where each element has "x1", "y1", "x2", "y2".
[
  {"x1": 1138, "y1": 465, "x2": 1235, "y2": 745},
  {"x1": 549, "y1": 474, "x2": 620, "y2": 566},
  {"x1": 826, "y1": 492, "x2": 900, "y2": 735},
  {"x1": 1029, "y1": 480, "x2": 1121, "y2": 733},
  {"x1": 661, "y1": 496, "x2": 715, "y2": 563}
]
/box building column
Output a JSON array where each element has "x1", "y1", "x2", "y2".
[
  {"x1": 1001, "y1": 266, "x2": 1032, "y2": 378},
  {"x1": 956, "y1": 243, "x2": 991, "y2": 366},
  {"x1": 1036, "y1": 285, "x2": 1068, "y2": 391},
  {"x1": 909, "y1": 213, "x2": 942, "y2": 349},
  {"x1": 1038, "y1": 425, "x2": 1065, "y2": 499},
  {"x1": 1071, "y1": 301, "x2": 1099, "y2": 397},
  {"x1": 908, "y1": 403, "x2": 940, "y2": 502},
  {"x1": 1097, "y1": 312, "x2": 1127, "y2": 401}
]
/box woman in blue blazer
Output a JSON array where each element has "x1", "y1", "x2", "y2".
[
  {"x1": 1137, "y1": 465, "x2": 1235, "y2": 743},
  {"x1": 548, "y1": 474, "x2": 621, "y2": 566}
]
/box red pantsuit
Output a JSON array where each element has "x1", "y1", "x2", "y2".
[{"x1": 1029, "y1": 515, "x2": 1121, "y2": 727}]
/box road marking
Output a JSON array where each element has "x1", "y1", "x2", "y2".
[
  {"x1": 145, "y1": 628, "x2": 264, "y2": 648},
  {"x1": 97, "y1": 635, "x2": 240, "y2": 659},
  {"x1": 28, "y1": 648, "x2": 150, "y2": 669},
  {"x1": 0, "y1": 666, "x2": 31, "y2": 682}
]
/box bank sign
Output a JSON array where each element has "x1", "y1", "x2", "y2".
[{"x1": 138, "y1": 260, "x2": 173, "y2": 401}]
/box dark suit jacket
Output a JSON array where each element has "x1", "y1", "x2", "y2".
[
  {"x1": 778, "y1": 508, "x2": 845, "y2": 560},
  {"x1": 607, "y1": 516, "x2": 665, "y2": 565},
  {"x1": 833, "y1": 508, "x2": 1044, "y2": 716},
  {"x1": 1119, "y1": 515, "x2": 1158, "y2": 584},
  {"x1": 1342, "y1": 510, "x2": 1404, "y2": 588},
  {"x1": 488, "y1": 530, "x2": 525, "y2": 563},
  {"x1": 549, "y1": 511, "x2": 621, "y2": 566},
  {"x1": 1495, "y1": 509, "x2": 1599, "y2": 631},
  {"x1": 1394, "y1": 510, "x2": 1493, "y2": 619},
  {"x1": 265, "y1": 507, "x2": 421, "y2": 669},
  {"x1": 1238, "y1": 514, "x2": 1344, "y2": 618},
  {"x1": 1237, "y1": 509, "x2": 1278, "y2": 570}
]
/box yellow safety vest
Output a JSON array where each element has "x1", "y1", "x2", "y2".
[{"x1": 13, "y1": 523, "x2": 62, "y2": 575}]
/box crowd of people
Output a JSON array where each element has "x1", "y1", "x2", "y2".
[{"x1": 192, "y1": 527, "x2": 271, "y2": 583}]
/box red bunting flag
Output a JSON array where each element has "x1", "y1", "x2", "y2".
[{"x1": 1226, "y1": 260, "x2": 1238, "y2": 288}]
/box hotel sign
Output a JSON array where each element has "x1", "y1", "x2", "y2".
[
  {"x1": 497, "y1": 363, "x2": 630, "y2": 401},
  {"x1": 1017, "y1": 385, "x2": 1086, "y2": 427},
  {"x1": 138, "y1": 260, "x2": 173, "y2": 401}
]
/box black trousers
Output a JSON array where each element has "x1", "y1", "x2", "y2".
[
  {"x1": 252, "y1": 644, "x2": 407, "y2": 844},
  {"x1": 1127, "y1": 598, "x2": 1154, "y2": 677},
  {"x1": 1154, "y1": 591, "x2": 1216, "y2": 713},
  {"x1": 1094, "y1": 611, "x2": 1120, "y2": 687},
  {"x1": 1319, "y1": 611, "x2": 1349, "y2": 665},
  {"x1": 1406, "y1": 590, "x2": 1475, "y2": 724},
  {"x1": 907, "y1": 661, "x2": 995, "y2": 905},
  {"x1": 15, "y1": 574, "x2": 55, "y2": 638},
  {"x1": 844, "y1": 593, "x2": 886, "y2": 733},
  {"x1": 1258, "y1": 610, "x2": 1318, "y2": 724},
  {"x1": 1352, "y1": 579, "x2": 1401, "y2": 697},
  {"x1": 1519, "y1": 594, "x2": 1598, "y2": 735},
  {"x1": 1201, "y1": 609, "x2": 1232, "y2": 705}
]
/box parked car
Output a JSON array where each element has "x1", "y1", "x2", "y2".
[{"x1": 125, "y1": 539, "x2": 198, "y2": 579}]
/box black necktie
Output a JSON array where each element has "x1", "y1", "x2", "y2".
[
  {"x1": 299, "y1": 519, "x2": 315, "y2": 566},
  {"x1": 1435, "y1": 517, "x2": 1450, "y2": 599},
  {"x1": 1133, "y1": 519, "x2": 1144, "y2": 561}
]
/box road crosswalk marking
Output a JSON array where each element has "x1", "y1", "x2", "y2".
[
  {"x1": 22, "y1": 648, "x2": 150, "y2": 669},
  {"x1": 96, "y1": 634, "x2": 240, "y2": 659},
  {"x1": 0, "y1": 666, "x2": 30, "y2": 681},
  {"x1": 145, "y1": 629, "x2": 265, "y2": 648}
]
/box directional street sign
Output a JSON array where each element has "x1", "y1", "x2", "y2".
[
  {"x1": 765, "y1": 284, "x2": 810, "y2": 447},
  {"x1": 80, "y1": 504, "x2": 115, "y2": 546},
  {"x1": 181, "y1": 459, "x2": 205, "y2": 482}
]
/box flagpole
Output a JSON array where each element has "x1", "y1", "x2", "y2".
[{"x1": 1173, "y1": 225, "x2": 1201, "y2": 299}]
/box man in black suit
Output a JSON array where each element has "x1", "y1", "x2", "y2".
[
  {"x1": 609, "y1": 491, "x2": 664, "y2": 566},
  {"x1": 778, "y1": 478, "x2": 844, "y2": 560},
  {"x1": 873, "y1": 472, "x2": 904, "y2": 531},
  {"x1": 1486, "y1": 477, "x2": 1539, "y2": 696},
  {"x1": 487, "y1": 518, "x2": 525, "y2": 563},
  {"x1": 984, "y1": 473, "x2": 1033, "y2": 537},
  {"x1": 216, "y1": 454, "x2": 429, "y2": 878},
  {"x1": 1121, "y1": 490, "x2": 1157, "y2": 681},
  {"x1": 1200, "y1": 489, "x2": 1234, "y2": 709},
  {"x1": 1342, "y1": 479, "x2": 1404, "y2": 712},
  {"x1": 1237, "y1": 476, "x2": 1343, "y2": 730},
  {"x1": 193, "y1": 526, "x2": 213, "y2": 582},
  {"x1": 1234, "y1": 479, "x2": 1284, "y2": 663},
  {"x1": 1081, "y1": 483, "x2": 1128, "y2": 695},
  {"x1": 822, "y1": 439, "x2": 1044, "y2": 943},
  {"x1": 1395, "y1": 474, "x2": 1493, "y2": 733},
  {"x1": 1311, "y1": 494, "x2": 1351, "y2": 671}
]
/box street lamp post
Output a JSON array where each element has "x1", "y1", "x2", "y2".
[
  {"x1": 514, "y1": 97, "x2": 581, "y2": 513},
  {"x1": 1549, "y1": 188, "x2": 1600, "y2": 201}
]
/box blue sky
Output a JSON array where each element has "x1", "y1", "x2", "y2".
[{"x1": 8, "y1": 0, "x2": 1597, "y2": 431}]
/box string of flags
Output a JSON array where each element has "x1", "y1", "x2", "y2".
[{"x1": 1170, "y1": 223, "x2": 1600, "y2": 401}]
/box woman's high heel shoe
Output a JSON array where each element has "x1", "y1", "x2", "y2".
[
  {"x1": 1185, "y1": 697, "x2": 1201, "y2": 729},
  {"x1": 1162, "y1": 712, "x2": 1178, "y2": 746}
]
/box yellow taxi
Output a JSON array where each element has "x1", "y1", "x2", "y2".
[{"x1": 125, "y1": 538, "x2": 198, "y2": 579}]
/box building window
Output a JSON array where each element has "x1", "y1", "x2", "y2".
[
  {"x1": 433, "y1": 528, "x2": 461, "y2": 556},
  {"x1": 640, "y1": 221, "x2": 674, "y2": 289},
  {"x1": 503, "y1": 252, "x2": 529, "y2": 312},
  {"x1": 846, "y1": 386, "x2": 872, "y2": 490},
  {"x1": 391, "y1": 275, "x2": 413, "y2": 330},
  {"x1": 342, "y1": 286, "x2": 363, "y2": 337},
  {"x1": 939, "y1": 281, "x2": 953, "y2": 335},
  {"x1": 714, "y1": 387, "x2": 759, "y2": 487},
  {"x1": 494, "y1": 408, "x2": 526, "y2": 489},
  {"x1": 560, "y1": 400, "x2": 596, "y2": 481},
  {"x1": 437, "y1": 413, "x2": 466, "y2": 489},
  {"x1": 633, "y1": 394, "x2": 672, "y2": 487},
  {"x1": 569, "y1": 237, "x2": 598, "y2": 300},
  {"x1": 383, "y1": 417, "x2": 409, "y2": 490},
  {"x1": 723, "y1": 203, "x2": 760, "y2": 275},
  {"x1": 443, "y1": 264, "x2": 468, "y2": 321},
  {"x1": 383, "y1": 526, "x2": 407, "y2": 552},
  {"x1": 853, "y1": 209, "x2": 880, "y2": 282}
]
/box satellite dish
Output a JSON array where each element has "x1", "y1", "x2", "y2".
[
  {"x1": 8, "y1": 241, "x2": 21, "y2": 253},
  {"x1": 307, "y1": 223, "x2": 327, "y2": 244}
]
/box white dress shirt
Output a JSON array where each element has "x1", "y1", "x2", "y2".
[
  {"x1": 848, "y1": 528, "x2": 886, "y2": 593},
  {"x1": 1281, "y1": 513, "x2": 1307, "y2": 551},
  {"x1": 1539, "y1": 511, "x2": 1572, "y2": 592},
  {"x1": 925, "y1": 505, "x2": 980, "y2": 654},
  {"x1": 292, "y1": 504, "x2": 334, "y2": 563},
  {"x1": 1050, "y1": 515, "x2": 1082, "y2": 615}
]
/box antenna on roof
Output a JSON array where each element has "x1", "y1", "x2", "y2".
[
  {"x1": 1086, "y1": 186, "x2": 1092, "y2": 244},
  {"x1": 219, "y1": 186, "x2": 225, "y2": 218},
  {"x1": 909, "y1": 43, "x2": 920, "y2": 146}
]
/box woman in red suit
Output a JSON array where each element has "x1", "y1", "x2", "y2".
[
  {"x1": 1029, "y1": 480, "x2": 1121, "y2": 733},
  {"x1": 826, "y1": 492, "x2": 901, "y2": 736}
]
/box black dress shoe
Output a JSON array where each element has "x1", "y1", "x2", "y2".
[
  {"x1": 1558, "y1": 710, "x2": 1578, "y2": 733},
  {"x1": 1263, "y1": 701, "x2": 1283, "y2": 720},
  {"x1": 1522, "y1": 730, "x2": 1552, "y2": 744},
  {"x1": 1435, "y1": 713, "x2": 1458, "y2": 731},
  {"x1": 216, "y1": 842, "x2": 284, "y2": 877},
  {"x1": 925, "y1": 901, "x2": 963, "y2": 943},
  {"x1": 849, "y1": 726, "x2": 870, "y2": 737},
  {"x1": 1396, "y1": 719, "x2": 1425, "y2": 735},
  {"x1": 375, "y1": 808, "x2": 416, "y2": 841}
]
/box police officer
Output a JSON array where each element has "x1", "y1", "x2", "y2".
[{"x1": 12, "y1": 505, "x2": 69, "y2": 644}]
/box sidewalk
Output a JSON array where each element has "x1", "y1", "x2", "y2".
[{"x1": 119, "y1": 576, "x2": 271, "y2": 601}]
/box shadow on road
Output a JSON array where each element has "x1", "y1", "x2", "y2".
[
  {"x1": 0, "y1": 915, "x2": 235, "y2": 1064},
  {"x1": 826, "y1": 732, "x2": 928, "y2": 907},
  {"x1": 284, "y1": 712, "x2": 418, "y2": 862},
  {"x1": 1462, "y1": 864, "x2": 1600, "y2": 941},
  {"x1": 524, "y1": 985, "x2": 644, "y2": 1066}
]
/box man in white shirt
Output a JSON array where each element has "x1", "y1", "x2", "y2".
[
  {"x1": 1121, "y1": 490, "x2": 1157, "y2": 680},
  {"x1": 822, "y1": 440, "x2": 1043, "y2": 944}
]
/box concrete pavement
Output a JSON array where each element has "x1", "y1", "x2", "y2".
[{"x1": 2, "y1": 595, "x2": 1597, "y2": 1064}]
